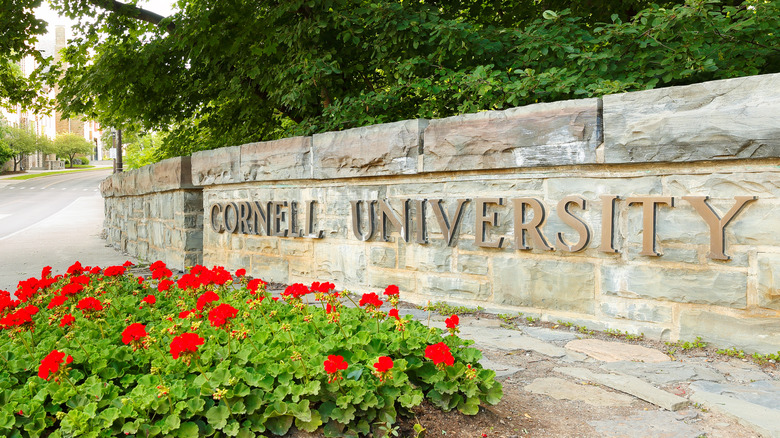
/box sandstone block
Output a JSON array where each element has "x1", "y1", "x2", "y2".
[
  {"x1": 457, "y1": 254, "x2": 489, "y2": 275},
  {"x1": 400, "y1": 243, "x2": 452, "y2": 273},
  {"x1": 757, "y1": 252, "x2": 780, "y2": 311},
  {"x1": 250, "y1": 255, "x2": 289, "y2": 284},
  {"x1": 313, "y1": 243, "x2": 366, "y2": 284},
  {"x1": 312, "y1": 119, "x2": 426, "y2": 179},
  {"x1": 604, "y1": 73, "x2": 780, "y2": 163},
  {"x1": 600, "y1": 298, "x2": 672, "y2": 324},
  {"x1": 370, "y1": 247, "x2": 396, "y2": 269},
  {"x1": 241, "y1": 136, "x2": 312, "y2": 182},
  {"x1": 678, "y1": 309, "x2": 780, "y2": 354},
  {"x1": 423, "y1": 98, "x2": 600, "y2": 172},
  {"x1": 367, "y1": 269, "x2": 416, "y2": 294},
  {"x1": 419, "y1": 275, "x2": 491, "y2": 301},
  {"x1": 601, "y1": 265, "x2": 746, "y2": 308},
  {"x1": 191, "y1": 146, "x2": 241, "y2": 186},
  {"x1": 493, "y1": 257, "x2": 596, "y2": 314}
]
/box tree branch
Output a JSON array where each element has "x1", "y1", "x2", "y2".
[{"x1": 86, "y1": 0, "x2": 175, "y2": 32}]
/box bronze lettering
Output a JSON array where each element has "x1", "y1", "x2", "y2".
[
  {"x1": 270, "y1": 201, "x2": 288, "y2": 237},
  {"x1": 350, "y1": 200, "x2": 376, "y2": 241},
  {"x1": 223, "y1": 202, "x2": 239, "y2": 234},
  {"x1": 599, "y1": 195, "x2": 620, "y2": 253},
  {"x1": 210, "y1": 203, "x2": 224, "y2": 233},
  {"x1": 475, "y1": 198, "x2": 505, "y2": 248},
  {"x1": 556, "y1": 196, "x2": 590, "y2": 252},
  {"x1": 429, "y1": 198, "x2": 470, "y2": 247},
  {"x1": 512, "y1": 198, "x2": 553, "y2": 251},
  {"x1": 682, "y1": 195, "x2": 757, "y2": 260},
  {"x1": 414, "y1": 199, "x2": 428, "y2": 244},
  {"x1": 237, "y1": 202, "x2": 251, "y2": 234},
  {"x1": 289, "y1": 201, "x2": 301, "y2": 237},
  {"x1": 379, "y1": 199, "x2": 410, "y2": 242},
  {"x1": 626, "y1": 196, "x2": 674, "y2": 256},
  {"x1": 304, "y1": 200, "x2": 324, "y2": 239},
  {"x1": 249, "y1": 201, "x2": 271, "y2": 236}
]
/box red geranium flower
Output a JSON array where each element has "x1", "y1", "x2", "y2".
[
  {"x1": 0, "y1": 305, "x2": 38, "y2": 329},
  {"x1": 121, "y1": 323, "x2": 148, "y2": 349},
  {"x1": 196, "y1": 291, "x2": 219, "y2": 311},
  {"x1": 158, "y1": 279, "x2": 174, "y2": 292},
  {"x1": 141, "y1": 295, "x2": 156, "y2": 307},
  {"x1": 75, "y1": 297, "x2": 103, "y2": 315},
  {"x1": 47, "y1": 295, "x2": 68, "y2": 309},
  {"x1": 235, "y1": 269, "x2": 246, "y2": 277},
  {"x1": 59, "y1": 314, "x2": 75, "y2": 327},
  {"x1": 359, "y1": 292, "x2": 383, "y2": 309},
  {"x1": 122, "y1": 261, "x2": 134, "y2": 267},
  {"x1": 179, "y1": 310, "x2": 193, "y2": 319},
  {"x1": 150, "y1": 261, "x2": 167, "y2": 271},
  {"x1": 445, "y1": 314, "x2": 460, "y2": 333},
  {"x1": 208, "y1": 303, "x2": 238, "y2": 328},
  {"x1": 247, "y1": 278, "x2": 267, "y2": 295},
  {"x1": 103, "y1": 265, "x2": 126, "y2": 277},
  {"x1": 152, "y1": 268, "x2": 173, "y2": 280},
  {"x1": 388, "y1": 308, "x2": 400, "y2": 320},
  {"x1": 282, "y1": 283, "x2": 310, "y2": 300},
  {"x1": 425, "y1": 342, "x2": 455, "y2": 368},
  {"x1": 41, "y1": 266, "x2": 52, "y2": 279},
  {"x1": 67, "y1": 261, "x2": 84, "y2": 276},
  {"x1": 374, "y1": 356, "x2": 393, "y2": 373},
  {"x1": 384, "y1": 285, "x2": 399, "y2": 297},
  {"x1": 38, "y1": 349, "x2": 73, "y2": 381},
  {"x1": 170, "y1": 332, "x2": 205, "y2": 362},
  {"x1": 323, "y1": 355, "x2": 348, "y2": 382}
]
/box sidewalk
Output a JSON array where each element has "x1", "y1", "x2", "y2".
[{"x1": 408, "y1": 310, "x2": 779, "y2": 437}]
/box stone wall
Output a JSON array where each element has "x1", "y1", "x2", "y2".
[
  {"x1": 101, "y1": 73, "x2": 780, "y2": 353},
  {"x1": 101, "y1": 157, "x2": 203, "y2": 270}
]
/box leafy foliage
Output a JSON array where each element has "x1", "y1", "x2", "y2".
[
  {"x1": 53, "y1": 133, "x2": 93, "y2": 168},
  {"x1": 0, "y1": 0, "x2": 49, "y2": 111},
  {"x1": 3, "y1": 126, "x2": 51, "y2": 171},
  {"x1": 0, "y1": 262, "x2": 502, "y2": 437}
]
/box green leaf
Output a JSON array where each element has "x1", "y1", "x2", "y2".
[
  {"x1": 177, "y1": 422, "x2": 200, "y2": 438},
  {"x1": 205, "y1": 405, "x2": 230, "y2": 429},
  {"x1": 295, "y1": 409, "x2": 323, "y2": 433},
  {"x1": 265, "y1": 415, "x2": 293, "y2": 436}
]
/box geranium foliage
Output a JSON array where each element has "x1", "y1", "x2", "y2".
[{"x1": 0, "y1": 262, "x2": 502, "y2": 437}]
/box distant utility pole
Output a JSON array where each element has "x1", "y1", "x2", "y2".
[{"x1": 113, "y1": 128, "x2": 123, "y2": 173}]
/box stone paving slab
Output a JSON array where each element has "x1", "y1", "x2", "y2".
[
  {"x1": 458, "y1": 326, "x2": 571, "y2": 358},
  {"x1": 523, "y1": 326, "x2": 580, "y2": 343},
  {"x1": 689, "y1": 386, "x2": 780, "y2": 438},
  {"x1": 478, "y1": 357, "x2": 524, "y2": 378},
  {"x1": 565, "y1": 338, "x2": 671, "y2": 363},
  {"x1": 524, "y1": 377, "x2": 635, "y2": 407},
  {"x1": 587, "y1": 410, "x2": 706, "y2": 438},
  {"x1": 689, "y1": 381, "x2": 780, "y2": 410},
  {"x1": 555, "y1": 367, "x2": 689, "y2": 411},
  {"x1": 711, "y1": 361, "x2": 773, "y2": 383},
  {"x1": 601, "y1": 361, "x2": 724, "y2": 385}
]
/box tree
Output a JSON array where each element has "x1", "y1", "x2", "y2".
[
  {"x1": 4, "y1": 126, "x2": 40, "y2": 171},
  {"x1": 54, "y1": 133, "x2": 92, "y2": 168},
  {"x1": 0, "y1": 0, "x2": 49, "y2": 111},
  {"x1": 25, "y1": 0, "x2": 780, "y2": 160}
]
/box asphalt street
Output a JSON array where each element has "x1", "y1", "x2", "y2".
[{"x1": 0, "y1": 168, "x2": 137, "y2": 292}]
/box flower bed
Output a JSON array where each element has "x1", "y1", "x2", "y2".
[{"x1": 0, "y1": 262, "x2": 502, "y2": 437}]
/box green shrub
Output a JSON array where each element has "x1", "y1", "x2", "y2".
[
  {"x1": 80, "y1": 157, "x2": 90, "y2": 165},
  {"x1": 0, "y1": 262, "x2": 502, "y2": 437}
]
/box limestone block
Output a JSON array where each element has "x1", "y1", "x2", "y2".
[
  {"x1": 727, "y1": 203, "x2": 780, "y2": 246},
  {"x1": 601, "y1": 265, "x2": 746, "y2": 308},
  {"x1": 250, "y1": 255, "x2": 289, "y2": 284},
  {"x1": 133, "y1": 164, "x2": 154, "y2": 194},
  {"x1": 546, "y1": 176, "x2": 663, "y2": 201},
  {"x1": 457, "y1": 254, "x2": 489, "y2": 275},
  {"x1": 423, "y1": 98, "x2": 600, "y2": 172},
  {"x1": 678, "y1": 309, "x2": 780, "y2": 354},
  {"x1": 370, "y1": 247, "x2": 396, "y2": 269},
  {"x1": 666, "y1": 171, "x2": 780, "y2": 199},
  {"x1": 757, "y1": 252, "x2": 780, "y2": 311},
  {"x1": 313, "y1": 243, "x2": 366, "y2": 284},
  {"x1": 419, "y1": 275, "x2": 491, "y2": 301},
  {"x1": 279, "y1": 240, "x2": 311, "y2": 257},
  {"x1": 600, "y1": 298, "x2": 673, "y2": 324},
  {"x1": 367, "y1": 269, "x2": 416, "y2": 295},
  {"x1": 245, "y1": 237, "x2": 279, "y2": 254},
  {"x1": 150, "y1": 156, "x2": 194, "y2": 191},
  {"x1": 241, "y1": 136, "x2": 312, "y2": 181},
  {"x1": 400, "y1": 243, "x2": 452, "y2": 273},
  {"x1": 312, "y1": 119, "x2": 426, "y2": 179},
  {"x1": 624, "y1": 246, "x2": 699, "y2": 264},
  {"x1": 493, "y1": 257, "x2": 596, "y2": 314},
  {"x1": 191, "y1": 146, "x2": 241, "y2": 186},
  {"x1": 386, "y1": 178, "x2": 543, "y2": 198},
  {"x1": 185, "y1": 231, "x2": 203, "y2": 252},
  {"x1": 604, "y1": 73, "x2": 780, "y2": 163}
]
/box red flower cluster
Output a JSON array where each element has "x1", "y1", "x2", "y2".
[
  {"x1": 38, "y1": 349, "x2": 73, "y2": 381},
  {"x1": 323, "y1": 355, "x2": 348, "y2": 382},
  {"x1": 75, "y1": 297, "x2": 103, "y2": 315},
  {"x1": 445, "y1": 314, "x2": 460, "y2": 335},
  {"x1": 59, "y1": 283, "x2": 83, "y2": 297},
  {"x1": 247, "y1": 278, "x2": 267, "y2": 294},
  {"x1": 140, "y1": 295, "x2": 156, "y2": 308},
  {"x1": 208, "y1": 303, "x2": 238, "y2": 328},
  {"x1": 374, "y1": 356, "x2": 393, "y2": 373},
  {"x1": 170, "y1": 332, "x2": 205, "y2": 362},
  {"x1": 310, "y1": 282, "x2": 335, "y2": 294},
  {"x1": 388, "y1": 308, "x2": 400, "y2": 320},
  {"x1": 235, "y1": 269, "x2": 246, "y2": 277},
  {"x1": 102, "y1": 265, "x2": 126, "y2": 277},
  {"x1": 121, "y1": 323, "x2": 148, "y2": 349},
  {"x1": 425, "y1": 342, "x2": 455, "y2": 368},
  {"x1": 0, "y1": 290, "x2": 20, "y2": 317},
  {"x1": 196, "y1": 291, "x2": 220, "y2": 311},
  {"x1": 47, "y1": 295, "x2": 68, "y2": 309},
  {"x1": 158, "y1": 279, "x2": 174, "y2": 292},
  {"x1": 282, "y1": 283, "x2": 310, "y2": 299},
  {"x1": 384, "y1": 285, "x2": 399, "y2": 297},
  {"x1": 359, "y1": 293, "x2": 383, "y2": 309},
  {"x1": 0, "y1": 305, "x2": 38, "y2": 329},
  {"x1": 59, "y1": 314, "x2": 75, "y2": 327}
]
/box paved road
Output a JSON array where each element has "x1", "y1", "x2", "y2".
[{"x1": 0, "y1": 169, "x2": 136, "y2": 292}]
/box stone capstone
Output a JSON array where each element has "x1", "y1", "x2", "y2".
[{"x1": 241, "y1": 136, "x2": 312, "y2": 182}]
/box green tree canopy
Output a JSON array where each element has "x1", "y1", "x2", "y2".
[
  {"x1": 29, "y1": 0, "x2": 780, "y2": 160},
  {"x1": 4, "y1": 126, "x2": 41, "y2": 171},
  {"x1": 0, "y1": 0, "x2": 49, "y2": 111},
  {"x1": 53, "y1": 133, "x2": 92, "y2": 167}
]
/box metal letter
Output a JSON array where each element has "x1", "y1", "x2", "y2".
[
  {"x1": 238, "y1": 201, "x2": 251, "y2": 234},
  {"x1": 210, "y1": 203, "x2": 225, "y2": 233},
  {"x1": 289, "y1": 201, "x2": 301, "y2": 237},
  {"x1": 682, "y1": 195, "x2": 757, "y2": 261},
  {"x1": 350, "y1": 200, "x2": 376, "y2": 241},
  {"x1": 599, "y1": 195, "x2": 620, "y2": 253},
  {"x1": 429, "y1": 199, "x2": 470, "y2": 247},
  {"x1": 223, "y1": 202, "x2": 239, "y2": 234},
  {"x1": 626, "y1": 196, "x2": 674, "y2": 256},
  {"x1": 414, "y1": 199, "x2": 428, "y2": 244},
  {"x1": 556, "y1": 196, "x2": 591, "y2": 252},
  {"x1": 511, "y1": 198, "x2": 553, "y2": 251},
  {"x1": 378, "y1": 199, "x2": 410, "y2": 242},
  {"x1": 475, "y1": 198, "x2": 505, "y2": 248},
  {"x1": 249, "y1": 201, "x2": 271, "y2": 236},
  {"x1": 304, "y1": 200, "x2": 324, "y2": 239},
  {"x1": 270, "y1": 201, "x2": 288, "y2": 237}
]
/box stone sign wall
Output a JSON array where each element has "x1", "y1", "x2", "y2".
[{"x1": 102, "y1": 73, "x2": 780, "y2": 353}]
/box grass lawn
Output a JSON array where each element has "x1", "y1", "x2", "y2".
[{"x1": 2, "y1": 167, "x2": 104, "y2": 180}]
